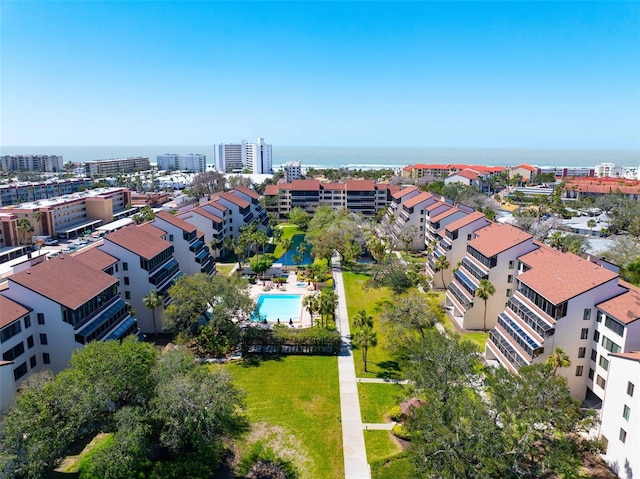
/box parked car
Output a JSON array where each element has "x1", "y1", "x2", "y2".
[{"x1": 43, "y1": 239, "x2": 59, "y2": 246}]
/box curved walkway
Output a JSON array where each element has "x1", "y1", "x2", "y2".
[{"x1": 333, "y1": 256, "x2": 372, "y2": 479}]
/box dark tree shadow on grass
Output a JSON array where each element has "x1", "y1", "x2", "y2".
[
  {"x1": 375, "y1": 360, "x2": 402, "y2": 380},
  {"x1": 239, "y1": 354, "x2": 285, "y2": 368}
]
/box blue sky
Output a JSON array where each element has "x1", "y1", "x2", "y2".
[{"x1": 1, "y1": 1, "x2": 639, "y2": 148}]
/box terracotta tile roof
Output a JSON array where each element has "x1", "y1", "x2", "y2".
[
  {"x1": 0, "y1": 360, "x2": 14, "y2": 367},
  {"x1": 426, "y1": 201, "x2": 449, "y2": 212},
  {"x1": 191, "y1": 207, "x2": 223, "y2": 223},
  {"x1": 513, "y1": 164, "x2": 537, "y2": 172},
  {"x1": 468, "y1": 223, "x2": 533, "y2": 258},
  {"x1": 264, "y1": 184, "x2": 280, "y2": 196},
  {"x1": 391, "y1": 185, "x2": 418, "y2": 199},
  {"x1": 155, "y1": 211, "x2": 197, "y2": 233},
  {"x1": 568, "y1": 183, "x2": 640, "y2": 195},
  {"x1": 345, "y1": 179, "x2": 376, "y2": 191},
  {"x1": 404, "y1": 192, "x2": 434, "y2": 208},
  {"x1": 288, "y1": 179, "x2": 321, "y2": 191},
  {"x1": 203, "y1": 199, "x2": 227, "y2": 212},
  {"x1": 517, "y1": 245, "x2": 618, "y2": 304},
  {"x1": 9, "y1": 256, "x2": 118, "y2": 310},
  {"x1": 445, "y1": 211, "x2": 487, "y2": 232},
  {"x1": 72, "y1": 248, "x2": 118, "y2": 271},
  {"x1": 385, "y1": 184, "x2": 402, "y2": 195},
  {"x1": 234, "y1": 184, "x2": 260, "y2": 199},
  {"x1": 609, "y1": 351, "x2": 640, "y2": 362},
  {"x1": 450, "y1": 169, "x2": 479, "y2": 180},
  {"x1": 140, "y1": 223, "x2": 166, "y2": 238},
  {"x1": 219, "y1": 192, "x2": 250, "y2": 209},
  {"x1": 322, "y1": 182, "x2": 345, "y2": 190},
  {"x1": 104, "y1": 224, "x2": 172, "y2": 260},
  {"x1": 596, "y1": 284, "x2": 640, "y2": 325},
  {"x1": 431, "y1": 207, "x2": 461, "y2": 223},
  {"x1": 0, "y1": 295, "x2": 31, "y2": 328}
]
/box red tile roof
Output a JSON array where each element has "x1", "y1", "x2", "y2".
[
  {"x1": 468, "y1": 223, "x2": 532, "y2": 258},
  {"x1": 445, "y1": 211, "x2": 487, "y2": 232},
  {"x1": 322, "y1": 182, "x2": 345, "y2": 190},
  {"x1": 219, "y1": 192, "x2": 250, "y2": 209},
  {"x1": 596, "y1": 284, "x2": 640, "y2": 325},
  {"x1": 517, "y1": 245, "x2": 619, "y2": 304},
  {"x1": 9, "y1": 256, "x2": 118, "y2": 310},
  {"x1": 155, "y1": 211, "x2": 197, "y2": 233},
  {"x1": 72, "y1": 247, "x2": 118, "y2": 271},
  {"x1": 450, "y1": 169, "x2": 480, "y2": 180},
  {"x1": 203, "y1": 199, "x2": 227, "y2": 212},
  {"x1": 0, "y1": 295, "x2": 31, "y2": 328},
  {"x1": 104, "y1": 224, "x2": 172, "y2": 260},
  {"x1": 264, "y1": 184, "x2": 279, "y2": 196},
  {"x1": 426, "y1": 201, "x2": 449, "y2": 212},
  {"x1": 288, "y1": 179, "x2": 321, "y2": 191},
  {"x1": 512, "y1": 164, "x2": 537, "y2": 172},
  {"x1": 345, "y1": 179, "x2": 375, "y2": 191},
  {"x1": 610, "y1": 351, "x2": 640, "y2": 362},
  {"x1": 234, "y1": 184, "x2": 260, "y2": 199},
  {"x1": 404, "y1": 192, "x2": 434, "y2": 208},
  {"x1": 392, "y1": 185, "x2": 418, "y2": 199},
  {"x1": 431, "y1": 207, "x2": 461, "y2": 223},
  {"x1": 191, "y1": 207, "x2": 223, "y2": 223}
]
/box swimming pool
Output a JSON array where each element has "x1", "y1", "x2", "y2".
[{"x1": 252, "y1": 294, "x2": 303, "y2": 323}]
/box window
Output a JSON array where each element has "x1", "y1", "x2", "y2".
[
  {"x1": 623, "y1": 405, "x2": 630, "y2": 421},
  {"x1": 13, "y1": 362, "x2": 27, "y2": 381},
  {"x1": 575, "y1": 366, "x2": 583, "y2": 376},
  {"x1": 602, "y1": 336, "x2": 621, "y2": 354},
  {"x1": 619, "y1": 428, "x2": 627, "y2": 444},
  {"x1": 593, "y1": 330, "x2": 600, "y2": 342},
  {"x1": 124, "y1": 277, "x2": 130, "y2": 286},
  {"x1": 125, "y1": 291, "x2": 131, "y2": 300},
  {"x1": 599, "y1": 356, "x2": 609, "y2": 371},
  {"x1": 3, "y1": 342, "x2": 25, "y2": 361},
  {"x1": 591, "y1": 349, "x2": 597, "y2": 361},
  {"x1": 578, "y1": 347, "x2": 586, "y2": 358},
  {"x1": 583, "y1": 308, "x2": 591, "y2": 321},
  {"x1": 508, "y1": 260, "x2": 514, "y2": 269},
  {"x1": 627, "y1": 382, "x2": 635, "y2": 397},
  {"x1": 506, "y1": 289, "x2": 512, "y2": 297},
  {"x1": 596, "y1": 375, "x2": 606, "y2": 389},
  {"x1": 588, "y1": 368, "x2": 595, "y2": 380},
  {"x1": 169, "y1": 234, "x2": 174, "y2": 241},
  {"x1": 42, "y1": 353, "x2": 50, "y2": 364},
  {"x1": 507, "y1": 275, "x2": 513, "y2": 283},
  {"x1": 0, "y1": 321, "x2": 22, "y2": 343},
  {"x1": 37, "y1": 313, "x2": 45, "y2": 325},
  {"x1": 27, "y1": 335, "x2": 34, "y2": 349},
  {"x1": 24, "y1": 315, "x2": 31, "y2": 328},
  {"x1": 467, "y1": 234, "x2": 472, "y2": 241},
  {"x1": 30, "y1": 355, "x2": 37, "y2": 368},
  {"x1": 605, "y1": 317, "x2": 625, "y2": 337},
  {"x1": 123, "y1": 262, "x2": 128, "y2": 271},
  {"x1": 39, "y1": 334, "x2": 48, "y2": 345},
  {"x1": 596, "y1": 312, "x2": 603, "y2": 323},
  {"x1": 580, "y1": 328, "x2": 589, "y2": 339}
]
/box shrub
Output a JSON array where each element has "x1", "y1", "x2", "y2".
[
  {"x1": 391, "y1": 424, "x2": 411, "y2": 441},
  {"x1": 387, "y1": 406, "x2": 403, "y2": 422},
  {"x1": 237, "y1": 443, "x2": 297, "y2": 479}
]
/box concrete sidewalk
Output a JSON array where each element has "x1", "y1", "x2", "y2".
[{"x1": 333, "y1": 256, "x2": 371, "y2": 479}]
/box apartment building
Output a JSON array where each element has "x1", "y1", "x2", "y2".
[
  {"x1": 563, "y1": 178, "x2": 640, "y2": 201},
  {"x1": 246, "y1": 138, "x2": 272, "y2": 174},
  {"x1": 0, "y1": 187, "x2": 134, "y2": 243},
  {"x1": 180, "y1": 204, "x2": 227, "y2": 257},
  {"x1": 0, "y1": 255, "x2": 136, "y2": 410},
  {"x1": 446, "y1": 223, "x2": 537, "y2": 331},
  {"x1": 600, "y1": 351, "x2": 640, "y2": 479},
  {"x1": 157, "y1": 153, "x2": 206, "y2": 172},
  {"x1": 215, "y1": 138, "x2": 272, "y2": 174},
  {"x1": 444, "y1": 169, "x2": 482, "y2": 190},
  {"x1": 84, "y1": 157, "x2": 150, "y2": 177},
  {"x1": 382, "y1": 185, "x2": 420, "y2": 224},
  {"x1": 390, "y1": 192, "x2": 438, "y2": 251},
  {"x1": 485, "y1": 244, "x2": 623, "y2": 398},
  {"x1": 426, "y1": 211, "x2": 490, "y2": 289},
  {"x1": 264, "y1": 179, "x2": 391, "y2": 219},
  {"x1": 402, "y1": 163, "x2": 505, "y2": 180},
  {"x1": 283, "y1": 161, "x2": 302, "y2": 182},
  {"x1": 153, "y1": 212, "x2": 216, "y2": 276},
  {"x1": 1, "y1": 155, "x2": 64, "y2": 173},
  {"x1": 99, "y1": 224, "x2": 183, "y2": 334},
  {"x1": 0, "y1": 178, "x2": 94, "y2": 207}
]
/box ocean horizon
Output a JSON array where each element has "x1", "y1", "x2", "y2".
[{"x1": 1, "y1": 145, "x2": 639, "y2": 170}]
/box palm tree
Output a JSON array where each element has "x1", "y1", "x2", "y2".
[
  {"x1": 280, "y1": 237, "x2": 293, "y2": 264},
  {"x1": 435, "y1": 255, "x2": 450, "y2": 288},
  {"x1": 549, "y1": 231, "x2": 564, "y2": 250},
  {"x1": 546, "y1": 347, "x2": 571, "y2": 375},
  {"x1": 143, "y1": 290, "x2": 163, "y2": 336},
  {"x1": 475, "y1": 279, "x2": 495, "y2": 333},
  {"x1": 318, "y1": 288, "x2": 339, "y2": 328},
  {"x1": 16, "y1": 218, "x2": 34, "y2": 246},
  {"x1": 302, "y1": 294, "x2": 319, "y2": 326},
  {"x1": 587, "y1": 219, "x2": 597, "y2": 236},
  {"x1": 352, "y1": 325, "x2": 377, "y2": 372},
  {"x1": 353, "y1": 309, "x2": 373, "y2": 328}
]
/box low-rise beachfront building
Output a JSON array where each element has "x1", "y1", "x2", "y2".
[
  {"x1": 444, "y1": 169, "x2": 483, "y2": 190},
  {"x1": 427, "y1": 210, "x2": 490, "y2": 289},
  {"x1": 485, "y1": 244, "x2": 623, "y2": 399},
  {"x1": 507, "y1": 164, "x2": 537, "y2": 183},
  {"x1": 599, "y1": 351, "x2": 640, "y2": 479},
  {"x1": 446, "y1": 223, "x2": 536, "y2": 331},
  {"x1": 0, "y1": 178, "x2": 94, "y2": 207},
  {"x1": 390, "y1": 191, "x2": 438, "y2": 251},
  {"x1": 0, "y1": 255, "x2": 136, "y2": 410},
  {"x1": 563, "y1": 178, "x2": 640, "y2": 201},
  {"x1": 84, "y1": 157, "x2": 150, "y2": 177},
  {"x1": 99, "y1": 224, "x2": 183, "y2": 334},
  {"x1": 1, "y1": 154, "x2": 64, "y2": 173},
  {"x1": 153, "y1": 212, "x2": 216, "y2": 276}
]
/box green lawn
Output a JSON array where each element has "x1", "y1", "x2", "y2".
[
  {"x1": 272, "y1": 224, "x2": 304, "y2": 258},
  {"x1": 220, "y1": 356, "x2": 343, "y2": 479},
  {"x1": 358, "y1": 383, "x2": 407, "y2": 423},
  {"x1": 342, "y1": 272, "x2": 402, "y2": 379},
  {"x1": 215, "y1": 263, "x2": 235, "y2": 277},
  {"x1": 371, "y1": 455, "x2": 413, "y2": 479},
  {"x1": 437, "y1": 306, "x2": 488, "y2": 351},
  {"x1": 364, "y1": 430, "x2": 403, "y2": 463}
]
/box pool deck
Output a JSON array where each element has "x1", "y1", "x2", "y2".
[{"x1": 248, "y1": 271, "x2": 318, "y2": 328}]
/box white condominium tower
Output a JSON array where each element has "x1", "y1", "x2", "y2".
[
  {"x1": 215, "y1": 138, "x2": 272, "y2": 174},
  {"x1": 157, "y1": 153, "x2": 206, "y2": 172}
]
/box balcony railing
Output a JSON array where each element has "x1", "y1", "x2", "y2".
[
  {"x1": 448, "y1": 282, "x2": 473, "y2": 310},
  {"x1": 507, "y1": 296, "x2": 555, "y2": 338},
  {"x1": 462, "y1": 258, "x2": 488, "y2": 282},
  {"x1": 149, "y1": 258, "x2": 180, "y2": 286},
  {"x1": 497, "y1": 313, "x2": 543, "y2": 360},
  {"x1": 195, "y1": 248, "x2": 210, "y2": 264},
  {"x1": 74, "y1": 299, "x2": 130, "y2": 344},
  {"x1": 488, "y1": 330, "x2": 528, "y2": 369},
  {"x1": 453, "y1": 269, "x2": 478, "y2": 297}
]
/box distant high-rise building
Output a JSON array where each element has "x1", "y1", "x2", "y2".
[
  {"x1": 214, "y1": 138, "x2": 272, "y2": 174},
  {"x1": 1, "y1": 155, "x2": 64, "y2": 173},
  {"x1": 157, "y1": 153, "x2": 206, "y2": 172},
  {"x1": 283, "y1": 161, "x2": 302, "y2": 182}
]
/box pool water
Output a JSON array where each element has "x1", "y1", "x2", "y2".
[{"x1": 252, "y1": 294, "x2": 302, "y2": 323}]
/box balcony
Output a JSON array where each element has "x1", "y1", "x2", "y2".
[
  {"x1": 104, "y1": 316, "x2": 138, "y2": 341},
  {"x1": 497, "y1": 313, "x2": 543, "y2": 360},
  {"x1": 200, "y1": 257, "x2": 216, "y2": 275},
  {"x1": 74, "y1": 299, "x2": 130, "y2": 344},
  {"x1": 461, "y1": 258, "x2": 488, "y2": 282},
  {"x1": 507, "y1": 296, "x2": 555, "y2": 338},
  {"x1": 195, "y1": 248, "x2": 210, "y2": 264},
  {"x1": 447, "y1": 281, "x2": 473, "y2": 310},
  {"x1": 149, "y1": 258, "x2": 180, "y2": 286},
  {"x1": 488, "y1": 329, "x2": 528, "y2": 370},
  {"x1": 158, "y1": 271, "x2": 185, "y2": 297},
  {"x1": 189, "y1": 239, "x2": 205, "y2": 253},
  {"x1": 453, "y1": 269, "x2": 478, "y2": 297}
]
